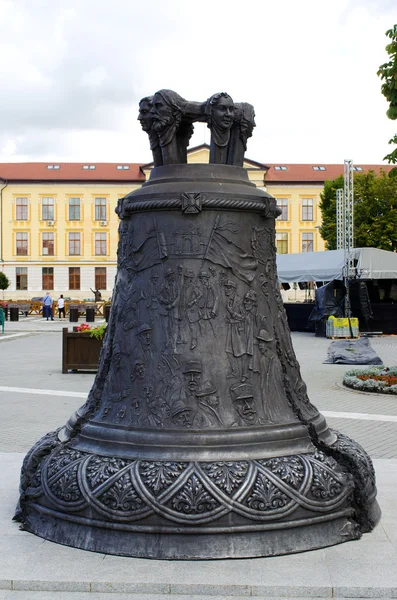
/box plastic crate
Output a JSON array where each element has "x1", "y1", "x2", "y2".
[{"x1": 326, "y1": 316, "x2": 359, "y2": 338}]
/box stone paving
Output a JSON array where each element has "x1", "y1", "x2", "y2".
[
  {"x1": 294, "y1": 333, "x2": 397, "y2": 459},
  {"x1": 1, "y1": 318, "x2": 397, "y2": 598}
]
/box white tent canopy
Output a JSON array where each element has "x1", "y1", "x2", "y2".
[{"x1": 276, "y1": 248, "x2": 397, "y2": 283}]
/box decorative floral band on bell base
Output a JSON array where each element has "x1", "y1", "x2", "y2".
[{"x1": 17, "y1": 427, "x2": 379, "y2": 559}]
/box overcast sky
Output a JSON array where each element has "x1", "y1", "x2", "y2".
[{"x1": 0, "y1": 0, "x2": 396, "y2": 166}]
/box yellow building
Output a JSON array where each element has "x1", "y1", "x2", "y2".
[
  {"x1": 0, "y1": 149, "x2": 392, "y2": 299},
  {"x1": 0, "y1": 162, "x2": 144, "y2": 300},
  {"x1": 266, "y1": 163, "x2": 330, "y2": 255}
]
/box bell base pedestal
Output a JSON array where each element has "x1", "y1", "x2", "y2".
[{"x1": 17, "y1": 430, "x2": 381, "y2": 560}]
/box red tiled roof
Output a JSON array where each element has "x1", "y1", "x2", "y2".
[
  {"x1": 0, "y1": 162, "x2": 145, "y2": 183},
  {"x1": 0, "y1": 161, "x2": 394, "y2": 184},
  {"x1": 265, "y1": 163, "x2": 395, "y2": 183}
]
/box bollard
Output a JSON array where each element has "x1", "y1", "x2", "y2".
[
  {"x1": 105, "y1": 304, "x2": 111, "y2": 322},
  {"x1": 85, "y1": 307, "x2": 95, "y2": 323},
  {"x1": 9, "y1": 307, "x2": 19, "y2": 321},
  {"x1": 69, "y1": 308, "x2": 79, "y2": 322}
]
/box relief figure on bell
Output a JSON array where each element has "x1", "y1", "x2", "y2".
[
  {"x1": 139, "y1": 382, "x2": 171, "y2": 428},
  {"x1": 227, "y1": 102, "x2": 256, "y2": 167},
  {"x1": 223, "y1": 279, "x2": 246, "y2": 380},
  {"x1": 150, "y1": 89, "x2": 192, "y2": 164},
  {"x1": 256, "y1": 329, "x2": 296, "y2": 423},
  {"x1": 146, "y1": 271, "x2": 161, "y2": 325},
  {"x1": 132, "y1": 323, "x2": 155, "y2": 376},
  {"x1": 241, "y1": 290, "x2": 267, "y2": 379},
  {"x1": 196, "y1": 270, "x2": 218, "y2": 338},
  {"x1": 123, "y1": 301, "x2": 140, "y2": 333},
  {"x1": 99, "y1": 404, "x2": 112, "y2": 422},
  {"x1": 131, "y1": 358, "x2": 147, "y2": 382},
  {"x1": 158, "y1": 267, "x2": 180, "y2": 353},
  {"x1": 138, "y1": 96, "x2": 163, "y2": 167},
  {"x1": 170, "y1": 399, "x2": 195, "y2": 429},
  {"x1": 179, "y1": 269, "x2": 200, "y2": 350},
  {"x1": 115, "y1": 405, "x2": 127, "y2": 424},
  {"x1": 205, "y1": 92, "x2": 235, "y2": 164},
  {"x1": 117, "y1": 267, "x2": 147, "y2": 310},
  {"x1": 169, "y1": 360, "x2": 202, "y2": 428},
  {"x1": 129, "y1": 395, "x2": 141, "y2": 425},
  {"x1": 117, "y1": 221, "x2": 134, "y2": 267},
  {"x1": 230, "y1": 383, "x2": 259, "y2": 427},
  {"x1": 195, "y1": 381, "x2": 223, "y2": 427}
]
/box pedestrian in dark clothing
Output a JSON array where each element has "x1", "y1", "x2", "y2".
[{"x1": 57, "y1": 294, "x2": 65, "y2": 320}]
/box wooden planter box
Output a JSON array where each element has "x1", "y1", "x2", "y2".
[{"x1": 62, "y1": 327, "x2": 102, "y2": 373}]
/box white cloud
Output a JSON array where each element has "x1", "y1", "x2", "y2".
[{"x1": 0, "y1": 0, "x2": 396, "y2": 165}]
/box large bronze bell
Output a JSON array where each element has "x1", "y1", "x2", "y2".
[{"x1": 15, "y1": 90, "x2": 380, "y2": 559}]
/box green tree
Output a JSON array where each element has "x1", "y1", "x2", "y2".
[
  {"x1": 377, "y1": 25, "x2": 397, "y2": 173},
  {"x1": 0, "y1": 272, "x2": 10, "y2": 292},
  {"x1": 318, "y1": 175, "x2": 344, "y2": 250},
  {"x1": 0, "y1": 271, "x2": 10, "y2": 302},
  {"x1": 319, "y1": 171, "x2": 397, "y2": 251}
]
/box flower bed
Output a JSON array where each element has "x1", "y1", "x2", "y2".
[
  {"x1": 75, "y1": 322, "x2": 107, "y2": 340},
  {"x1": 343, "y1": 366, "x2": 397, "y2": 394}
]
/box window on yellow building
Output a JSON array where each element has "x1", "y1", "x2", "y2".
[
  {"x1": 302, "y1": 198, "x2": 313, "y2": 221},
  {"x1": 276, "y1": 233, "x2": 288, "y2": 254},
  {"x1": 95, "y1": 197, "x2": 107, "y2": 221},
  {"x1": 95, "y1": 267, "x2": 107, "y2": 289},
  {"x1": 42, "y1": 267, "x2": 54, "y2": 290},
  {"x1": 68, "y1": 197, "x2": 81, "y2": 220},
  {"x1": 16, "y1": 267, "x2": 28, "y2": 290},
  {"x1": 16, "y1": 232, "x2": 28, "y2": 255},
  {"x1": 42, "y1": 197, "x2": 54, "y2": 221},
  {"x1": 16, "y1": 197, "x2": 28, "y2": 220},
  {"x1": 42, "y1": 232, "x2": 54, "y2": 256},
  {"x1": 68, "y1": 232, "x2": 81, "y2": 255},
  {"x1": 302, "y1": 232, "x2": 314, "y2": 252},
  {"x1": 69, "y1": 267, "x2": 80, "y2": 290},
  {"x1": 276, "y1": 199, "x2": 288, "y2": 221},
  {"x1": 95, "y1": 233, "x2": 107, "y2": 255}
]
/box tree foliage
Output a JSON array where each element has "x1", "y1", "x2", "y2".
[
  {"x1": 319, "y1": 171, "x2": 397, "y2": 252},
  {"x1": 377, "y1": 25, "x2": 397, "y2": 172},
  {"x1": 0, "y1": 272, "x2": 10, "y2": 291},
  {"x1": 318, "y1": 175, "x2": 343, "y2": 250}
]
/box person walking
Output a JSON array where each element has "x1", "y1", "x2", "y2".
[
  {"x1": 57, "y1": 294, "x2": 65, "y2": 320},
  {"x1": 42, "y1": 292, "x2": 54, "y2": 321}
]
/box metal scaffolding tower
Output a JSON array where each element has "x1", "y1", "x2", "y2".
[
  {"x1": 336, "y1": 188, "x2": 344, "y2": 249},
  {"x1": 336, "y1": 160, "x2": 355, "y2": 319},
  {"x1": 343, "y1": 159, "x2": 354, "y2": 318},
  {"x1": 336, "y1": 160, "x2": 354, "y2": 255},
  {"x1": 344, "y1": 159, "x2": 354, "y2": 259}
]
